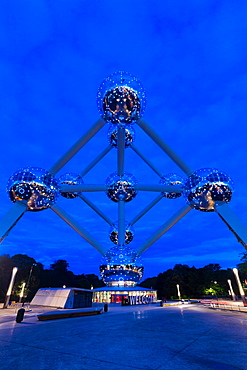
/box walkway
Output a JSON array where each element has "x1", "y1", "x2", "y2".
[{"x1": 0, "y1": 303, "x2": 247, "y2": 369}]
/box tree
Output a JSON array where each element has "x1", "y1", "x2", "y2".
[
  {"x1": 50, "y1": 260, "x2": 69, "y2": 273},
  {"x1": 204, "y1": 264, "x2": 221, "y2": 271},
  {"x1": 0, "y1": 255, "x2": 14, "y2": 301},
  {"x1": 237, "y1": 253, "x2": 247, "y2": 278}
]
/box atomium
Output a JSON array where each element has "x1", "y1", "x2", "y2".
[
  {"x1": 100, "y1": 246, "x2": 144, "y2": 287},
  {"x1": 109, "y1": 222, "x2": 134, "y2": 245},
  {"x1": 183, "y1": 168, "x2": 234, "y2": 212},
  {"x1": 58, "y1": 173, "x2": 84, "y2": 199},
  {"x1": 160, "y1": 173, "x2": 184, "y2": 199},
  {"x1": 1, "y1": 71, "x2": 246, "y2": 292},
  {"x1": 106, "y1": 172, "x2": 137, "y2": 202},
  {"x1": 107, "y1": 124, "x2": 135, "y2": 148},
  {"x1": 7, "y1": 167, "x2": 59, "y2": 211},
  {"x1": 97, "y1": 71, "x2": 146, "y2": 125}
]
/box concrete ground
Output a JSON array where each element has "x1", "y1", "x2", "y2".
[{"x1": 0, "y1": 302, "x2": 247, "y2": 370}]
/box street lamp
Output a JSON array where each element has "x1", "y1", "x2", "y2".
[
  {"x1": 22, "y1": 263, "x2": 37, "y2": 306},
  {"x1": 3, "y1": 267, "x2": 18, "y2": 308},
  {"x1": 227, "y1": 279, "x2": 236, "y2": 301},
  {"x1": 233, "y1": 268, "x2": 246, "y2": 303},
  {"x1": 19, "y1": 282, "x2": 26, "y2": 303},
  {"x1": 177, "y1": 284, "x2": 181, "y2": 300}
]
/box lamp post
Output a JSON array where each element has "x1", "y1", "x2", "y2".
[
  {"x1": 22, "y1": 263, "x2": 37, "y2": 306},
  {"x1": 233, "y1": 268, "x2": 246, "y2": 303},
  {"x1": 176, "y1": 284, "x2": 181, "y2": 301},
  {"x1": 3, "y1": 267, "x2": 18, "y2": 308},
  {"x1": 19, "y1": 282, "x2": 26, "y2": 303},
  {"x1": 227, "y1": 279, "x2": 236, "y2": 301}
]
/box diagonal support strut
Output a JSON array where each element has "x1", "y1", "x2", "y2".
[
  {"x1": 136, "y1": 204, "x2": 192, "y2": 254},
  {"x1": 51, "y1": 204, "x2": 106, "y2": 254}
]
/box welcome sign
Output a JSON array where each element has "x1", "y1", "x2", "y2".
[{"x1": 126, "y1": 295, "x2": 154, "y2": 305}]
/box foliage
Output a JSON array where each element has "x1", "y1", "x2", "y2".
[
  {"x1": 0, "y1": 254, "x2": 104, "y2": 303},
  {"x1": 0, "y1": 253, "x2": 244, "y2": 302},
  {"x1": 140, "y1": 263, "x2": 238, "y2": 299},
  {"x1": 237, "y1": 253, "x2": 247, "y2": 278}
]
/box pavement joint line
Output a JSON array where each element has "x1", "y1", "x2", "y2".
[{"x1": 169, "y1": 328, "x2": 213, "y2": 360}]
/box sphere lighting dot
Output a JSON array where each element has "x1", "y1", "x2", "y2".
[
  {"x1": 58, "y1": 173, "x2": 84, "y2": 199},
  {"x1": 97, "y1": 71, "x2": 146, "y2": 125},
  {"x1": 109, "y1": 222, "x2": 134, "y2": 245},
  {"x1": 7, "y1": 167, "x2": 59, "y2": 211},
  {"x1": 100, "y1": 246, "x2": 144, "y2": 287},
  {"x1": 159, "y1": 173, "x2": 184, "y2": 199},
  {"x1": 183, "y1": 168, "x2": 234, "y2": 212},
  {"x1": 107, "y1": 125, "x2": 135, "y2": 148},
  {"x1": 106, "y1": 172, "x2": 137, "y2": 202}
]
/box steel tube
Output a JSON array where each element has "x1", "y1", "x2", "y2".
[
  {"x1": 49, "y1": 118, "x2": 106, "y2": 175},
  {"x1": 80, "y1": 145, "x2": 112, "y2": 177},
  {"x1": 137, "y1": 119, "x2": 193, "y2": 175},
  {"x1": 216, "y1": 203, "x2": 247, "y2": 249},
  {"x1": 51, "y1": 204, "x2": 106, "y2": 254},
  {"x1": 130, "y1": 144, "x2": 163, "y2": 177},
  {"x1": 59, "y1": 184, "x2": 106, "y2": 192},
  {"x1": 130, "y1": 194, "x2": 164, "y2": 225},
  {"x1": 135, "y1": 184, "x2": 183, "y2": 192},
  {"x1": 117, "y1": 127, "x2": 125, "y2": 176},
  {"x1": 118, "y1": 199, "x2": 125, "y2": 246},
  {"x1": 137, "y1": 204, "x2": 192, "y2": 254},
  {"x1": 79, "y1": 194, "x2": 113, "y2": 225},
  {"x1": 0, "y1": 202, "x2": 27, "y2": 243}
]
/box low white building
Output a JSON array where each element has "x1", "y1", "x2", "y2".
[{"x1": 31, "y1": 287, "x2": 93, "y2": 309}]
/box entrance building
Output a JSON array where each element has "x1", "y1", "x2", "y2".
[{"x1": 92, "y1": 286, "x2": 157, "y2": 304}]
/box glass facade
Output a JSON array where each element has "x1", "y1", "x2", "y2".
[
  {"x1": 7, "y1": 167, "x2": 59, "y2": 211},
  {"x1": 100, "y1": 246, "x2": 143, "y2": 287},
  {"x1": 106, "y1": 172, "x2": 137, "y2": 202},
  {"x1": 93, "y1": 288, "x2": 157, "y2": 304},
  {"x1": 183, "y1": 168, "x2": 234, "y2": 212},
  {"x1": 97, "y1": 71, "x2": 146, "y2": 125}
]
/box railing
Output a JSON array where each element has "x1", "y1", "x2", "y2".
[{"x1": 209, "y1": 303, "x2": 247, "y2": 312}]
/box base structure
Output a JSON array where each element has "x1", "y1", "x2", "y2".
[{"x1": 92, "y1": 286, "x2": 157, "y2": 304}]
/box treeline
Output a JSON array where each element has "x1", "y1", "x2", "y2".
[
  {"x1": 1, "y1": 253, "x2": 247, "y2": 302},
  {"x1": 139, "y1": 261, "x2": 247, "y2": 300},
  {"x1": 0, "y1": 254, "x2": 104, "y2": 303}
]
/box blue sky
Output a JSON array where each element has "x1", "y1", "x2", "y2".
[{"x1": 0, "y1": 0, "x2": 247, "y2": 279}]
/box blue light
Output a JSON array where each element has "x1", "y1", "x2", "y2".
[
  {"x1": 97, "y1": 71, "x2": 146, "y2": 125},
  {"x1": 183, "y1": 168, "x2": 234, "y2": 212}
]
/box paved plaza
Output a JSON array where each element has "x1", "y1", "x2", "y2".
[{"x1": 1, "y1": 303, "x2": 247, "y2": 369}]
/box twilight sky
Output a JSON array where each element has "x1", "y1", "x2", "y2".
[{"x1": 0, "y1": 0, "x2": 247, "y2": 279}]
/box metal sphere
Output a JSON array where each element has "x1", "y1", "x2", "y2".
[
  {"x1": 100, "y1": 246, "x2": 144, "y2": 287},
  {"x1": 183, "y1": 168, "x2": 234, "y2": 212},
  {"x1": 159, "y1": 173, "x2": 184, "y2": 199},
  {"x1": 106, "y1": 172, "x2": 137, "y2": 202},
  {"x1": 107, "y1": 125, "x2": 135, "y2": 148},
  {"x1": 97, "y1": 71, "x2": 146, "y2": 125},
  {"x1": 7, "y1": 167, "x2": 59, "y2": 211},
  {"x1": 109, "y1": 222, "x2": 134, "y2": 245},
  {"x1": 58, "y1": 173, "x2": 84, "y2": 199}
]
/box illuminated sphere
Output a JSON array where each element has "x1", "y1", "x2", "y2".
[
  {"x1": 183, "y1": 168, "x2": 234, "y2": 212},
  {"x1": 58, "y1": 173, "x2": 84, "y2": 199},
  {"x1": 159, "y1": 173, "x2": 184, "y2": 199},
  {"x1": 100, "y1": 246, "x2": 144, "y2": 287},
  {"x1": 106, "y1": 172, "x2": 137, "y2": 202},
  {"x1": 107, "y1": 125, "x2": 135, "y2": 148},
  {"x1": 109, "y1": 222, "x2": 134, "y2": 245},
  {"x1": 97, "y1": 71, "x2": 146, "y2": 125},
  {"x1": 7, "y1": 167, "x2": 59, "y2": 211}
]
